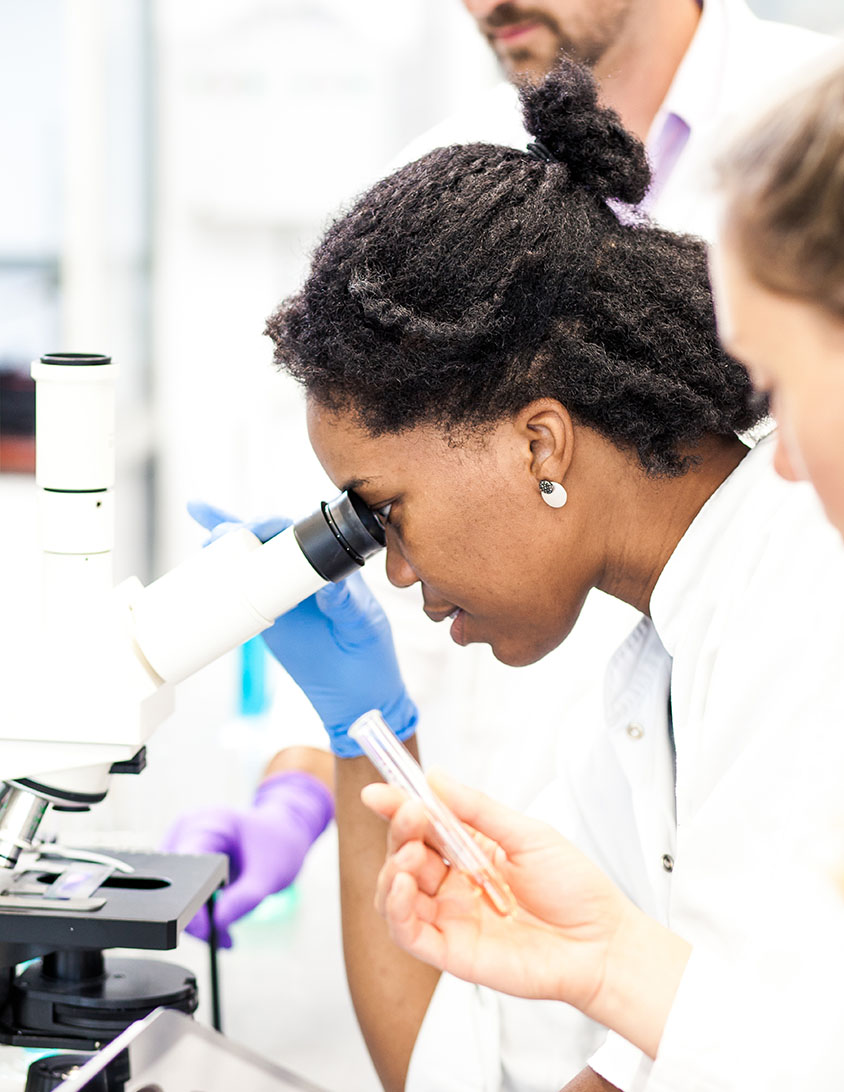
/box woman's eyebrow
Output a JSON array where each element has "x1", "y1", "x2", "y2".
[{"x1": 341, "y1": 476, "x2": 373, "y2": 493}]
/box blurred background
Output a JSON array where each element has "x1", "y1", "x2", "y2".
[{"x1": 0, "y1": 2, "x2": 840, "y2": 1088}]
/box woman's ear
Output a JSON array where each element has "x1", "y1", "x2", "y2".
[{"x1": 520, "y1": 400, "x2": 575, "y2": 486}]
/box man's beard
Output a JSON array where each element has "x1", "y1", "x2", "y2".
[{"x1": 482, "y1": 2, "x2": 632, "y2": 84}]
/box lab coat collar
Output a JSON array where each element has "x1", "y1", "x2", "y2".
[
  {"x1": 648, "y1": 432, "x2": 775, "y2": 657},
  {"x1": 647, "y1": 0, "x2": 757, "y2": 147}
]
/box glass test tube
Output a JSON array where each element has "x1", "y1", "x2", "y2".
[{"x1": 349, "y1": 710, "x2": 516, "y2": 916}]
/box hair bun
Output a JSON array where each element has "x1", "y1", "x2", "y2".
[{"x1": 521, "y1": 58, "x2": 651, "y2": 205}]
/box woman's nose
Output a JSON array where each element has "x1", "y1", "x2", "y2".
[
  {"x1": 771, "y1": 401, "x2": 808, "y2": 484},
  {"x1": 385, "y1": 537, "x2": 419, "y2": 589},
  {"x1": 773, "y1": 432, "x2": 802, "y2": 483}
]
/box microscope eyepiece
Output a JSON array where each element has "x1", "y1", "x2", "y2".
[
  {"x1": 39, "y1": 353, "x2": 112, "y2": 367},
  {"x1": 293, "y1": 490, "x2": 385, "y2": 582}
]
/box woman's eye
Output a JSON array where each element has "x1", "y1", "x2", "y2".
[{"x1": 372, "y1": 503, "x2": 392, "y2": 528}]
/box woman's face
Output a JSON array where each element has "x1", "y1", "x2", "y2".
[
  {"x1": 306, "y1": 400, "x2": 603, "y2": 667},
  {"x1": 711, "y1": 231, "x2": 844, "y2": 536}
]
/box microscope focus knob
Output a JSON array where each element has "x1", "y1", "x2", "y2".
[{"x1": 24, "y1": 1053, "x2": 105, "y2": 1092}]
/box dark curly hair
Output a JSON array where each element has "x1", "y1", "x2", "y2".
[{"x1": 266, "y1": 59, "x2": 764, "y2": 476}]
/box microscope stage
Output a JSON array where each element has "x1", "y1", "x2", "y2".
[{"x1": 0, "y1": 850, "x2": 227, "y2": 957}]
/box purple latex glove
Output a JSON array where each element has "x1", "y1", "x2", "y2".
[{"x1": 162, "y1": 771, "x2": 334, "y2": 948}]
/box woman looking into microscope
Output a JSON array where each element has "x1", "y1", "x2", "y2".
[{"x1": 203, "y1": 59, "x2": 844, "y2": 1092}]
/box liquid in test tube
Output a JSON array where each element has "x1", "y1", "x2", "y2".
[{"x1": 350, "y1": 710, "x2": 517, "y2": 916}]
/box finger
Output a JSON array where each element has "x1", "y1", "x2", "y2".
[
  {"x1": 159, "y1": 813, "x2": 236, "y2": 859},
  {"x1": 184, "y1": 905, "x2": 232, "y2": 948},
  {"x1": 184, "y1": 905, "x2": 211, "y2": 942},
  {"x1": 411, "y1": 843, "x2": 450, "y2": 897},
  {"x1": 313, "y1": 577, "x2": 351, "y2": 612},
  {"x1": 427, "y1": 768, "x2": 547, "y2": 857},
  {"x1": 375, "y1": 838, "x2": 440, "y2": 918},
  {"x1": 361, "y1": 782, "x2": 407, "y2": 820},
  {"x1": 315, "y1": 572, "x2": 383, "y2": 626},
  {"x1": 249, "y1": 516, "x2": 293, "y2": 544},
  {"x1": 212, "y1": 880, "x2": 265, "y2": 930},
  {"x1": 374, "y1": 851, "x2": 399, "y2": 918},
  {"x1": 389, "y1": 837, "x2": 449, "y2": 902},
  {"x1": 361, "y1": 787, "x2": 442, "y2": 860},
  {"x1": 187, "y1": 499, "x2": 238, "y2": 531},
  {"x1": 375, "y1": 840, "x2": 419, "y2": 915},
  {"x1": 164, "y1": 832, "x2": 233, "y2": 858},
  {"x1": 369, "y1": 791, "x2": 457, "y2": 892},
  {"x1": 386, "y1": 798, "x2": 433, "y2": 854},
  {"x1": 215, "y1": 925, "x2": 233, "y2": 949},
  {"x1": 383, "y1": 872, "x2": 446, "y2": 970}
]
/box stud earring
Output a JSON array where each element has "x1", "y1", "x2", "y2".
[{"x1": 539, "y1": 479, "x2": 567, "y2": 509}]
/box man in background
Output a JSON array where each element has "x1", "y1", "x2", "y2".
[{"x1": 402, "y1": 0, "x2": 831, "y2": 238}]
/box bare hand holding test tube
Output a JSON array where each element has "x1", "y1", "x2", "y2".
[{"x1": 349, "y1": 710, "x2": 516, "y2": 916}]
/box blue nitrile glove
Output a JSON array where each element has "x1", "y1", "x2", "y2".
[{"x1": 188, "y1": 501, "x2": 418, "y2": 757}]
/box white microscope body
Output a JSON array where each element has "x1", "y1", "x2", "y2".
[{"x1": 0, "y1": 353, "x2": 383, "y2": 868}]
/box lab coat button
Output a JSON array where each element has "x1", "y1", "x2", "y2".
[
  {"x1": 662, "y1": 854, "x2": 674, "y2": 873},
  {"x1": 626, "y1": 722, "x2": 644, "y2": 739}
]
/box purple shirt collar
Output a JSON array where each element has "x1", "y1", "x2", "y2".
[{"x1": 640, "y1": 0, "x2": 728, "y2": 213}]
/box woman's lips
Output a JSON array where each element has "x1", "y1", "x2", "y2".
[
  {"x1": 449, "y1": 608, "x2": 467, "y2": 646},
  {"x1": 423, "y1": 604, "x2": 469, "y2": 645}
]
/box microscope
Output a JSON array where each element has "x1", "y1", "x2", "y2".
[{"x1": 0, "y1": 353, "x2": 384, "y2": 1058}]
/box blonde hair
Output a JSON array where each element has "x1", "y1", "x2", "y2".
[{"x1": 718, "y1": 57, "x2": 844, "y2": 319}]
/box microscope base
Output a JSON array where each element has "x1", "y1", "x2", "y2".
[
  {"x1": 6, "y1": 951, "x2": 197, "y2": 1050},
  {"x1": 0, "y1": 850, "x2": 226, "y2": 1050}
]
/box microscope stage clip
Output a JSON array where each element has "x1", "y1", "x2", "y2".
[{"x1": 28, "y1": 843, "x2": 135, "y2": 874}]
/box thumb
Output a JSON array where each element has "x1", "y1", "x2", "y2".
[
  {"x1": 211, "y1": 877, "x2": 268, "y2": 932},
  {"x1": 249, "y1": 515, "x2": 293, "y2": 544},
  {"x1": 187, "y1": 499, "x2": 239, "y2": 532},
  {"x1": 184, "y1": 904, "x2": 233, "y2": 949},
  {"x1": 316, "y1": 572, "x2": 380, "y2": 625},
  {"x1": 314, "y1": 576, "x2": 353, "y2": 614}
]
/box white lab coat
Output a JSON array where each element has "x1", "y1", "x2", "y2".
[{"x1": 408, "y1": 435, "x2": 844, "y2": 1092}]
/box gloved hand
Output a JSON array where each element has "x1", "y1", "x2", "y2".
[
  {"x1": 188, "y1": 501, "x2": 418, "y2": 757},
  {"x1": 162, "y1": 771, "x2": 334, "y2": 948}
]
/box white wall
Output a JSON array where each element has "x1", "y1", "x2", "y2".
[
  {"x1": 750, "y1": 0, "x2": 844, "y2": 33},
  {"x1": 151, "y1": 0, "x2": 498, "y2": 571}
]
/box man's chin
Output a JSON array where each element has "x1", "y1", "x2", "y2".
[{"x1": 498, "y1": 49, "x2": 554, "y2": 87}]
